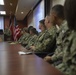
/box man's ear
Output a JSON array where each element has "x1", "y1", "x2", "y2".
[
  {"x1": 53, "y1": 13, "x2": 58, "y2": 20},
  {"x1": 48, "y1": 20, "x2": 50, "y2": 23}
]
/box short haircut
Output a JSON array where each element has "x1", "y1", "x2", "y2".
[
  {"x1": 64, "y1": 0, "x2": 76, "y2": 30},
  {"x1": 28, "y1": 26, "x2": 33, "y2": 33},
  {"x1": 45, "y1": 15, "x2": 50, "y2": 22},
  {"x1": 30, "y1": 28, "x2": 38, "y2": 35},
  {"x1": 52, "y1": 5, "x2": 64, "y2": 19},
  {"x1": 39, "y1": 19, "x2": 46, "y2": 29}
]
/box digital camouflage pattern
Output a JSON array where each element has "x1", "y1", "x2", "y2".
[
  {"x1": 51, "y1": 20, "x2": 69, "y2": 61},
  {"x1": 18, "y1": 33, "x2": 30, "y2": 44},
  {"x1": 33, "y1": 26, "x2": 56, "y2": 52},
  {"x1": 4, "y1": 28, "x2": 11, "y2": 36},
  {"x1": 55, "y1": 29, "x2": 76, "y2": 75},
  {"x1": 25, "y1": 35, "x2": 38, "y2": 49}
]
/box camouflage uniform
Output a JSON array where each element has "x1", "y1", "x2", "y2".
[
  {"x1": 4, "y1": 28, "x2": 11, "y2": 36},
  {"x1": 18, "y1": 33, "x2": 30, "y2": 44},
  {"x1": 56, "y1": 30, "x2": 76, "y2": 75},
  {"x1": 25, "y1": 35, "x2": 38, "y2": 49},
  {"x1": 51, "y1": 20, "x2": 69, "y2": 61},
  {"x1": 56, "y1": 27, "x2": 76, "y2": 75},
  {"x1": 33, "y1": 26, "x2": 56, "y2": 52},
  {"x1": 33, "y1": 31, "x2": 46, "y2": 48},
  {"x1": 18, "y1": 34, "x2": 25, "y2": 43},
  {"x1": 22, "y1": 34, "x2": 31, "y2": 45}
]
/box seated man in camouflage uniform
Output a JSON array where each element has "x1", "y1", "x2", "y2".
[
  {"x1": 18, "y1": 27, "x2": 30, "y2": 44},
  {"x1": 44, "y1": 5, "x2": 69, "y2": 65},
  {"x1": 21, "y1": 26, "x2": 35, "y2": 46},
  {"x1": 4, "y1": 26, "x2": 11, "y2": 41},
  {"x1": 21, "y1": 27, "x2": 38, "y2": 46},
  {"x1": 4, "y1": 26, "x2": 11, "y2": 36},
  {"x1": 28, "y1": 19, "x2": 47, "y2": 55},
  {"x1": 25, "y1": 28, "x2": 38, "y2": 49},
  {"x1": 30, "y1": 16, "x2": 56, "y2": 55},
  {"x1": 55, "y1": 0, "x2": 76, "y2": 75}
]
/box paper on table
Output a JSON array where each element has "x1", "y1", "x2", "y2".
[
  {"x1": 18, "y1": 51, "x2": 32, "y2": 55},
  {"x1": 10, "y1": 42, "x2": 17, "y2": 44}
]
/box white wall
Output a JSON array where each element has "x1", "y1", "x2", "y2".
[
  {"x1": 0, "y1": 16, "x2": 4, "y2": 31},
  {"x1": 33, "y1": 0, "x2": 44, "y2": 32},
  {"x1": 27, "y1": 11, "x2": 35, "y2": 27},
  {"x1": 28, "y1": 0, "x2": 44, "y2": 32},
  {"x1": 52, "y1": 0, "x2": 65, "y2": 6}
]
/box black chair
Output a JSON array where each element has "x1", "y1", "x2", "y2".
[
  {"x1": 0, "y1": 29, "x2": 4, "y2": 41},
  {"x1": 0, "y1": 29, "x2": 3, "y2": 35}
]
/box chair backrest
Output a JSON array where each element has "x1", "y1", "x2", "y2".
[
  {"x1": 0, "y1": 29, "x2": 4, "y2": 41},
  {"x1": 0, "y1": 29, "x2": 3, "y2": 35}
]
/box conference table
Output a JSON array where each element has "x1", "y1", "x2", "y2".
[{"x1": 0, "y1": 42, "x2": 64, "y2": 75}]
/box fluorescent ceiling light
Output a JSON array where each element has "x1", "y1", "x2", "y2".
[
  {"x1": 0, "y1": 0, "x2": 4, "y2": 5},
  {"x1": 10, "y1": 3, "x2": 12, "y2": 6},
  {"x1": 21, "y1": 12, "x2": 24, "y2": 14},
  {"x1": 0, "y1": 11, "x2": 6, "y2": 15}
]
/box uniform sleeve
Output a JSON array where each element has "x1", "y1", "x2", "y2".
[
  {"x1": 51, "y1": 48, "x2": 63, "y2": 61},
  {"x1": 51, "y1": 24, "x2": 69, "y2": 61},
  {"x1": 56, "y1": 31, "x2": 76, "y2": 75},
  {"x1": 34, "y1": 37, "x2": 51, "y2": 52},
  {"x1": 34, "y1": 27, "x2": 56, "y2": 52},
  {"x1": 18, "y1": 35, "x2": 24, "y2": 43},
  {"x1": 66, "y1": 37, "x2": 76, "y2": 75},
  {"x1": 26, "y1": 35, "x2": 38, "y2": 49},
  {"x1": 21, "y1": 34, "x2": 30, "y2": 44}
]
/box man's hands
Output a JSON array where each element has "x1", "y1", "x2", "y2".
[
  {"x1": 44, "y1": 56, "x2": 51, "y2": 62},
  {"x1": 30, "y1": 46, "x2": 35, "y2": 50}
]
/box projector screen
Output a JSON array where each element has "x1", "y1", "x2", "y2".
[{"x1": 33, "y1": 0, "x2": 44, "y2": 32}]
